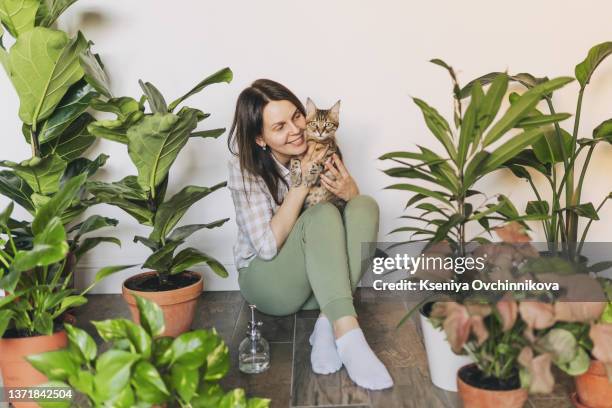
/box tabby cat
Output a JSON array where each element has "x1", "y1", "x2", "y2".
[{"x1": 290, "y1": 98, "x2": 345, "y2": 210}]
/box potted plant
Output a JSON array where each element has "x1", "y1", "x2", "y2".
[
  {"x1": 380, "y1": 58, "x2": 572, "y2": 390},
  {"x1": 0, "y1": 176, "x2": 131, "y2": 408},
  {"x1": 516, "y1": 291, "x2": 612, "y2": 407},
  {"x1": 463, "y1": 42, "x2": 612, "y2": 262},
  {"x1": 86, "y1": 69, "x2": 233, "y2": 336},
  {"x1": 27, "y1": 295, "x2": 270, "y2": 408}
]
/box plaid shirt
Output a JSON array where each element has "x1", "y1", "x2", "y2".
[{"x1": 227, "y1": 155, "x2": 291, "y2": 269}]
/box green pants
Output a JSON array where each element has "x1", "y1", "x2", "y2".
[{"x1": 238, "y1": 195, "x2": 379, "y2": 322}]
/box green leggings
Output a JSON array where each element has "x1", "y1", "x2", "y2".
[{"x1": 238, "y1": 195, "x2": 379, "y2": 322}]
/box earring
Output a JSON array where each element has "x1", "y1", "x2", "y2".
[{"x1": 261, "y1": 144, "x2": 267, "y2": 151}]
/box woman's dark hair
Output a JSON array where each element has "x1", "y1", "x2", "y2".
[{"x1": 228, "y1": 79, "x2": 305, "y2": 205}]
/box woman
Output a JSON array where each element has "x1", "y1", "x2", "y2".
[{"x1": 227, "y1": 79, "x2": 393, "y2": 390}]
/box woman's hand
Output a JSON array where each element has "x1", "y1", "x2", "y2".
[{"x1": 320, "y1": 153, "x2": 360, "y2": 201}]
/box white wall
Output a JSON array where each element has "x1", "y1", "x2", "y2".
[{"x1": 1, "y1": 0, "x2": 611, "y2": 293}]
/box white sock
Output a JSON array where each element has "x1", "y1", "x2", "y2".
[
  {"x1": 309, "y1": 316, "x2": 342, "y2": 375},
  {"x1": 335, "y1": 328, "x2": 394, "y2": 390}
]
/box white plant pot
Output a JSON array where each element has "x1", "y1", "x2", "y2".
[{"x1": 420, "y1": 309, "x2": 473, "y2": 392}]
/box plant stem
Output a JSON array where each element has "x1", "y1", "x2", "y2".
[
  {"x1": 577, "y1": 194, "x2": 610, "y2": 254},
  {"x1": 30, "y1": 128, "x2": 40, "y2": 158}
]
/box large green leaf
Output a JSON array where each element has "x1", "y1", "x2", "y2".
[
  {"x1": 135, "y1": 295, "x2": 165, "y2": 337},
  {"x1": 170, "y1": 247, "x2": 228, "y2": 277},
  {"x1": 40, "y1": 113, "x2": 95, "y2": 161},
  {"x1": 0, "y1": 154, "x2": 67, "y2": 195},
  {"x1": 127, "y1": 111, "x2": 198, "y2": 193},
  {"x1": 12, "y1": 216, "x2": 68, "y2": 272},
  {"x1": 384, "y1": 183, "x2": 452, "y2": 207},
  {"x1": 476, "y1": 73, "x2": 509, "y2": 137},
  {"x1": 483, "y1": 76, "x2": 573, "y2": 147},
  {"x1": 62, "y1": 154, "x2": 108, "y2": 182},
  {"x1": 88, "y1": 100, "x2": 144, "y2": 144},
  {"x1": 167, "y1": 219, "x2": 229, "y2": 242},
  {"x1": 65, "y1": 324, "x2": 97, "y2": 362},
  {"x1": 139, "y1": 80, "x2": 168, "y2": 114},
  {"x1": 26, "y1": 350, "x2": 78, "y2": 381},
  {"x1": 168, "y1": 67, "x2": 233, "y2": 112},
  {"x1": 35, "y1": 0, "x2": 78, "y2": 27},
  {"x1": 32, "y1": 172, "x2": 87, "y2": 234},
  {"x1": 150, "y1": 182, "x2": 226, "y2": 242},
  {"x1": 87, "y1": 176, "x2": 148, "y2": 201},
  {"x1": 0, "y1": 0, "x2": 38, "y2": 37},
  {"x1": 171, "y1": 364, "x2": 198, "y2": 403},
  {"x1": 457, "y1": 81, "x2": 483, "y2": 167},
  {"x1": 79, "y1": 44, "x2": 111, "y2": 98},
  {"x1": 593, "y1": 118, "x2": 612, "y2": 144},
  {"x1": 0, "y1": 170, "x2": 34, "y2": 212},
  {"x1": 93, "y1": 349, "x2": 141, "y2": 400},
  {"x1": 143, "y1": 240, "x2": 183, "y2": 272},
  {"x1": 71, "y1": 214, "x2": 118, "y2": 237},
  {"x1": 412, "y1": 98, "x2": 456, "y2": 161},
  {"x1": 132, "y1": 360, "x2": 170, "y2": 404},
  {"x1": 73, "y1": 236, "x2": 121, "y2": 260},
  {"x1": 481, "y1": 128, "x2": 546, "y2": 175},
  {"x1": 7, "y1": 27, "x2": 86, "y2": 126},
  {"x1": 575, "y1": 42, "x2": 612, "y2": 88},
  {"x1": 37, "y1": 80, "x2": 97, "y2": 144},
  {"x1": 170, "y1": 330, "x2": 210, "y2": 369},
  {"x1": 532, "y1": 127, "x2": 573, "y2": 164}
]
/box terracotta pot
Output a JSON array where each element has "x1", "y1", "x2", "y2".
[
  {"x1": 457, "y1": 364, "x2": 528, "y2": 408},
  {"x1": 574, "y1": 360, "x2": 612, "y2": 408},
  {"x1": 0, "y1": 329, "x2": 68, "y2": 408},
  {"x1": 122, "y1": 271, "x2": 203, "y2": 337}
]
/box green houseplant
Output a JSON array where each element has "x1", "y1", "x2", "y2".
[
  {"x1": 0, "y1": 0, "x2": 122, "y2": 303},
  {"x1": 0, "y1": 4, "x2": 128, "y2": 401},
  {"x1": 379, "y1": 59, "x2": 572, "y2": 391},
  {"x1": 28, "y1": 295, "x2": 270, "y2": 408},
  {"x1": 86, "y1": 69, "x2": 233, "y2": 336},
  {"x1": 379, "y1": 59, "x2": 573, "y2": 255},
  {"x1": 0, "y1": 175, "x2": 131, "y2": 407},
  {"x1": 462, "y1": 42, "x2": 612, "y2": 262}
]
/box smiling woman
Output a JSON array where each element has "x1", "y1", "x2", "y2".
[{"x1": 226, "y1": 79, "x2": 393, "y2": 390}]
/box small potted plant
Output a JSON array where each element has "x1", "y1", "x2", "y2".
[
  {"x1": 86, "y1": 69, "x2": 233, "y2": 336},
  {"x1": 516, "y1": 295, "x2": 612, "y2": 407},
  {"x1": 27, "y1": 295, "x2": 270, "y2": 408},
  {"x1": 431, "y1": 296, "x2": 529, "y2": 408},
  {"x1": 0, "y1": 176, "x2": 131, "y2": 407},
  {"x1": 381, "y1": 58, "x2": 572, "y2": 391}
]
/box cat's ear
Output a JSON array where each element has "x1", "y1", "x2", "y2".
[
  {"x1": 305, "y1": 97, "x2": 317, "y2": 119},
  {"x1": 329, "y1": 100, "x2": 341, "y2": 122}
]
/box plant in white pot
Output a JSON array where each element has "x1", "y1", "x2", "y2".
[
  {"x1": 87, "y1": 69, "x2": 233, "y2": 337},
  {"x1": 379, "y1": 59, "x2": 573, "y2": 390}
]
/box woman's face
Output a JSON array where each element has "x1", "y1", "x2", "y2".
[{"x1": 257, "y1": 100, "x2": 307, "y2": 163}]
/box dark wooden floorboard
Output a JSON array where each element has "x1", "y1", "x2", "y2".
[{"x1": 75, "y1": 290, "x2": 574, "y2": 407}]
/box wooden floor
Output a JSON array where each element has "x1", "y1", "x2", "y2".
[{"x1": 74, "y1": 289, "x2": 574, "y2": 408}]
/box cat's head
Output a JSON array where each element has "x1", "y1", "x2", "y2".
[{"x1": 304, "y1": 98, "x2": 340, "y2": 143}]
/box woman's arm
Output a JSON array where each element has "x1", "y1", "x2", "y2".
[{"x1": 269, "y1": 184, "x2": 309, "y2": 248}]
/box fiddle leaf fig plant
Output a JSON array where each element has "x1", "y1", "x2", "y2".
[
  {"x1": 380, "y1": 59, "x2": 573, "y2": 255},
  {"x1": 0, "y1": 175, "x2": 133, "y2": 337},
  {"x1": 87, "y1": 69, "x2": 234, "y2": 286},
  {"x1": 462, "y1": 42, "x2": 612, "y2": 260},
  {"x1": 0, "y1": 0, "x2": 118, "y2": 261},
  {"x1": 27, "y1": 296, "x2": 271, "y2": 408}
]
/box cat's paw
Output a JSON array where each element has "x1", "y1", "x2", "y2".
[
  {"x1": 290, "y1": 158, "x2": 302, "y2": 187},
  {"x1": 304, "y1": 162, "x2": 323, "y2": 187}
]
